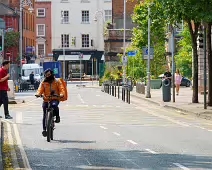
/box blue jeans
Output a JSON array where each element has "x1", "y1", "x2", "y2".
[{"x1": 42, "y1": 100, "x2": 59, "y2": 131}]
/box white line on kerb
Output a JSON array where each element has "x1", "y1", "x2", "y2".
[
  {"x1": 100, "y1": 126, "x2": 108, "y2": 130},
  {"x1": 145, "y1": 149, "x2": 157, "y2": 154},
  {"x1": 113, "y1": 132, "x2": 121, "y2": 136},
  {"x1": 78, "y1": 94, "x2": 85, "y2": 104},
  {"x1": 173, "y1": 163, "x2": 190, "y2": 170},
  {"x1": 127, "y1": 140, "x2": 138, "y2": 145},
  {"x1": 13, "y1": 124, "x2": 32, "y2": 169},
  {"x1": 16, "y1": 112, "x2": 23, "y2": 124}
]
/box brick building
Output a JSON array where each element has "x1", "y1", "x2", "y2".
[
  {"x1": 34, "y1": 0, "x2": 52, "y2": 65},
  {"x1": 0, "y1": 3, "x2": 19, "y2": 63},
  {"x1": 104, "y1": 0, "x2": 137, "y2": 62},
  {"x1": 0, "y1": 0, "x2": 35, "y2": 62}
]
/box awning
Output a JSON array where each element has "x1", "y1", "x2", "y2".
[{"x1": 58, "y1": 55, "x2": 91, "y2": 61}]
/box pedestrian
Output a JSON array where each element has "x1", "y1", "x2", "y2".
[
  {"x1": 175, "y1": 69, "x2": 182, "y2": 95},
  {"x1": 164, "y1": 66, "x2": 172, "y2": 82},
  {"x1": 29, "y1": 71, "x2": 35, "y2": 85},
  {"x1": 0, "y1": 60, "x2": 13, "y2": 119},
  {"x1": 68, "y1": 70, "x2": 72, "y2": 81}
]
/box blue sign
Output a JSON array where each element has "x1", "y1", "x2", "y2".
[
  {"x1": 128, "y1": 51, "x2": 138, "y2": 56},
  {"x1": 142, "y1": 47, "x2": 154, "y2": 60}
]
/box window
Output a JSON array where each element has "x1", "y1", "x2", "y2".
[
  {"x1": 82, "y1": 34, "x2": 89, "y2": 48},
  {"x1": 61, "y1": 10, "x2": 69, "y2": 24},
  {"x1": 37, "y1": 24, "x2": 45, "y2": 36},
  {"x1": 38, "y1": 44, "x2": 45, "y2": 56},
  {"x1": 71, "y1": 37, "x2": 76, "y2": 46},
  {"x1": 37, "y1": 8, "x2": 45, "y2": 17},
  {"x1": 105, "y1": 10, "x2": 112, "y2": 22},
  {"x1": 61, "y1": 34, "x2": 69, "y2": 47},
  {"x1": 82, "y1": 11, "x2": 89, "y2": 23}
]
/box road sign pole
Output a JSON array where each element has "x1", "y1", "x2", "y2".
[{"x1": 146, "y1": 6, "x2": 151, "y2": 98}]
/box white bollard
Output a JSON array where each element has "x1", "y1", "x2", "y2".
[{"x1": 7, "y1": 80, "x2": 15, "y2": 100}]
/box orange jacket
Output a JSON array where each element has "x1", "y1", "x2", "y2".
[{"x1": 36, "y1": 79, "x2": 65, "y2": 102}]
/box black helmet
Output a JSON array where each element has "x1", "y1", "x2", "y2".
[{"x1": 44, "y1": 68, "x2": 54, "y2": 77}]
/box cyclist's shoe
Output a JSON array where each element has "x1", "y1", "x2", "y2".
[
  {"x1": 5, "y1": 115, "x2": 13, "y2": 119},
  {"x1": 55, "y1": 116, "x2": 60, "y2": 123},
  {"x1": 42, "y1": 131, "x2": 47, "y2": 137}
]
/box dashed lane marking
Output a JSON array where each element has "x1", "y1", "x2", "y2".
[
  {"x1": 173, "y1": 163, "x2": 190, "y2": 170},
  {"x1": 100, "y1": 126, "x2": 108, "y2": 130},
  {"x1": 127, "y1": 140, "x2": 137, "y2": 145}
]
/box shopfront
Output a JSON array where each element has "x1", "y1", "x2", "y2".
[{"x1": 53, "y1": 50, "x2": 104, "y2": 79}]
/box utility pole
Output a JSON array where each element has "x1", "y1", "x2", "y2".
[
  {"x1": 172, "y1": 26, "x2": 175, "y2": 102},
  {"x1": 203, "y1": 24, "x2": 207, "y2": 109},
  {"x1": 63, "y1": 36, "x2": 65, "y2": 80},
  {"x1": 146, "y1": 6, "x2": 151, "y2": 98},
  {"x1": 123, "y1": 0, "x2": 126, "y2": 84}
]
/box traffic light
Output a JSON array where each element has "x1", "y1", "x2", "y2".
[
  {"x1": 198, "y1": 32, "x2": 203, "y2": 48},
  {"x1": 0, "y1": 36, "x2": 2, "y2": 51}
]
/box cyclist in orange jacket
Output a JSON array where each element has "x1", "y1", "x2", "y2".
[{"x1": 35, "y1": 68, "x2": 65, "y2": 137}]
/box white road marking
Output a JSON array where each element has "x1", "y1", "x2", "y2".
[
  {"x1": 78, "y1": 94, "x2": 85, "y2": 104},
  {"x1": 100, "y1": 126, "x2": 108, "y2": 130},
  {"x1": 127, "y1": 140, "x2": 137, "y2": 145},
  {"x1": 145, "y1": 149, "x2": 157, "y2": 154},
  {"x1": 116, "y1": 106, "x2": 120, "y2": 108},
  {"x1": 173, "y1": 163, "x2": 190, "y2": 170},
  {"x1": 16, "y1": 112, "x2": 23, "y2": 124},
  {"x1": 113, "y1": 132, "x2": 121, "y2": 136},
  {"x1": 135, "y1": 106, "x2": 190, "y2": 127},
  {"x1": 93, "y1": 105, "x2": 97, "y2": 107},
  {"x1": 194, "y1": 125, "x2": 205, "y2": 130},
  {"x1": 13, "y1": 123, "x2": 31, "y2": 169},
  {"x1": 208, "y1": 130, "x2": 212, "y2": 132},
  {"x1": 85, "y1": 158, "x2": 92, "y2": 165},
  {"x1": 96, "y1": 95, "x2": 100, "y2": 97},
  {"x1": 76, "y1": 105, "x2": 88, "y2": 107}
]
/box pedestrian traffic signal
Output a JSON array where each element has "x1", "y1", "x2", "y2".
[{"x1": 198, "y1": 33, "x2": 203, "y2": 48}]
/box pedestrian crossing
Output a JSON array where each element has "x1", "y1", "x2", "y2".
[{"x1": 11, "y1": 104, "x2": 183, "y2": 127}]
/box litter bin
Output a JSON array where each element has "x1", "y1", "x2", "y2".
[
  {"x1": 162, "y1": 79, "x2": 171, "y2": 102},
  {"x1": 127, "y1": 76, "x2": 133, "y2": 91}
]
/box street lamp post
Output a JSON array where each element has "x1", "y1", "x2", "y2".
[
  {"x1": 146, "y1": 6, "x2": 151, "y2": 98},
  {"x1": 19, "y1": 0, "x2": 33, "y2": 76},
  {"x1": 123, "y1": 0, "x2": 126, "y2": 84}
]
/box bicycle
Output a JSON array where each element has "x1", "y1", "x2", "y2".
[{"x1": 36, "y1": 94, "x2": 60, "y2": 142}]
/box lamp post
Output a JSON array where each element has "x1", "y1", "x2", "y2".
[
  {"x1": 19, "y1": 0, "x2": 33, "y2": 76},
  {"x1": 146, "y1": 6, "x2": 151, "y2": 98},
  {"x1": 94, "y1": 10, "x2": 105, "y2": 85},
  {"x1": 123, "y1": 0, "x2": 126, "y2": 84}
]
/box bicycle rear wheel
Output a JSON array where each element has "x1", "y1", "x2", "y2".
[{"x1": 47, "y1": 111, "x2": 53, "y2": 142}]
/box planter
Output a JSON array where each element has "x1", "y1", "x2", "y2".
[{"x1": 150, "y1": 79, "x2": 162, "y2": 89}]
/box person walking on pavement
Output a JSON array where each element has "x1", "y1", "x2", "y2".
[
  {"x1": 164, "y1": 66, "x2": 172, "y2": 82},
  {"x1": 29, "y1": 71, "x2": 35, "y2": 85},
  {"x1": 0, "y1": 60, "x2": 13, "y2": 119},
  {"x1": 175, "y1": 69, "x2": 182, "y2": 95}
]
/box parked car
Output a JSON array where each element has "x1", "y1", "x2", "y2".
[{"x1": 158, "y1": 74, "x2": 191, "y2": 87}]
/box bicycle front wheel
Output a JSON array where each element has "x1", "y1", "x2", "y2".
[{"x1": 47, "y1": 111, "x2": 53, "y2": 142}]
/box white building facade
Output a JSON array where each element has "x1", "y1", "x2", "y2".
[{"x1": 51, "y1": 0, "x2": 112, "y2": 78}]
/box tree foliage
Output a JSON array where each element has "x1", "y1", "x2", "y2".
[
  {"x1": 4, "y1": 32, "x2": 19, "y2": 50},
  {"x1": 175, "y1": 25, "x2": 192, "y2": 78},
  {"x1": 131, "y1": 0, "x2": 166, "y2": 78}
]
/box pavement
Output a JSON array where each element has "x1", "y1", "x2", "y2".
[{"x1": 130, "y1": 86, "x2": 212, "y2": 120}]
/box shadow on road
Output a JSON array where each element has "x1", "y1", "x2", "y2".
[
  {"x1": 23, "y1": 147, "x2": 212, "y2": 170},
  {"x1": 53, "y1": 140, "x2": 96, "y2": 144}
]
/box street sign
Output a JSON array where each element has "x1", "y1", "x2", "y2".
[
  {"x1": 128, "y1": 51, "x2": 138, "y2": 57},
  {"x1": 142, "y1": 47, "x2": 154, "y2": 60},
  {"x1": 123, "y1": 56, "x2": 128, "y2": 65}
]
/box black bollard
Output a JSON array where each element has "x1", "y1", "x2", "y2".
[
  {"x1": 118, "y1": 86, "x2": 120, "y2": 99},
  {"x1": 115, "y1": 85, "x2": 116, "y2": 97}
]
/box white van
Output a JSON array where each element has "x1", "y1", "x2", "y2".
[{"x1": 22, "y1": 64, "x2": 43, "y2": 82}]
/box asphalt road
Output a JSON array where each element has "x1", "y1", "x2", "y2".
[{"x1": 6, "y1": 83, "x2": 212, "y2": 170}]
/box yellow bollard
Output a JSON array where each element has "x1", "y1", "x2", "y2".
[{"x1": 15, "y1": 82, "x2": 19, "y2": 92}]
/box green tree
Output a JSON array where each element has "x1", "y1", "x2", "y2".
[
  {"x1": 158, "y1": 0, "x2": 203, "y2": 103},
  {"x1": 175, "y1": 25, "x2": 192, "y2": 78},
  {"x1": 131, "y1": 0, "x2": 166, "y2": 79},
  {"x1": 4, "y1": 32, "x2": 19, "y2": 51}
]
